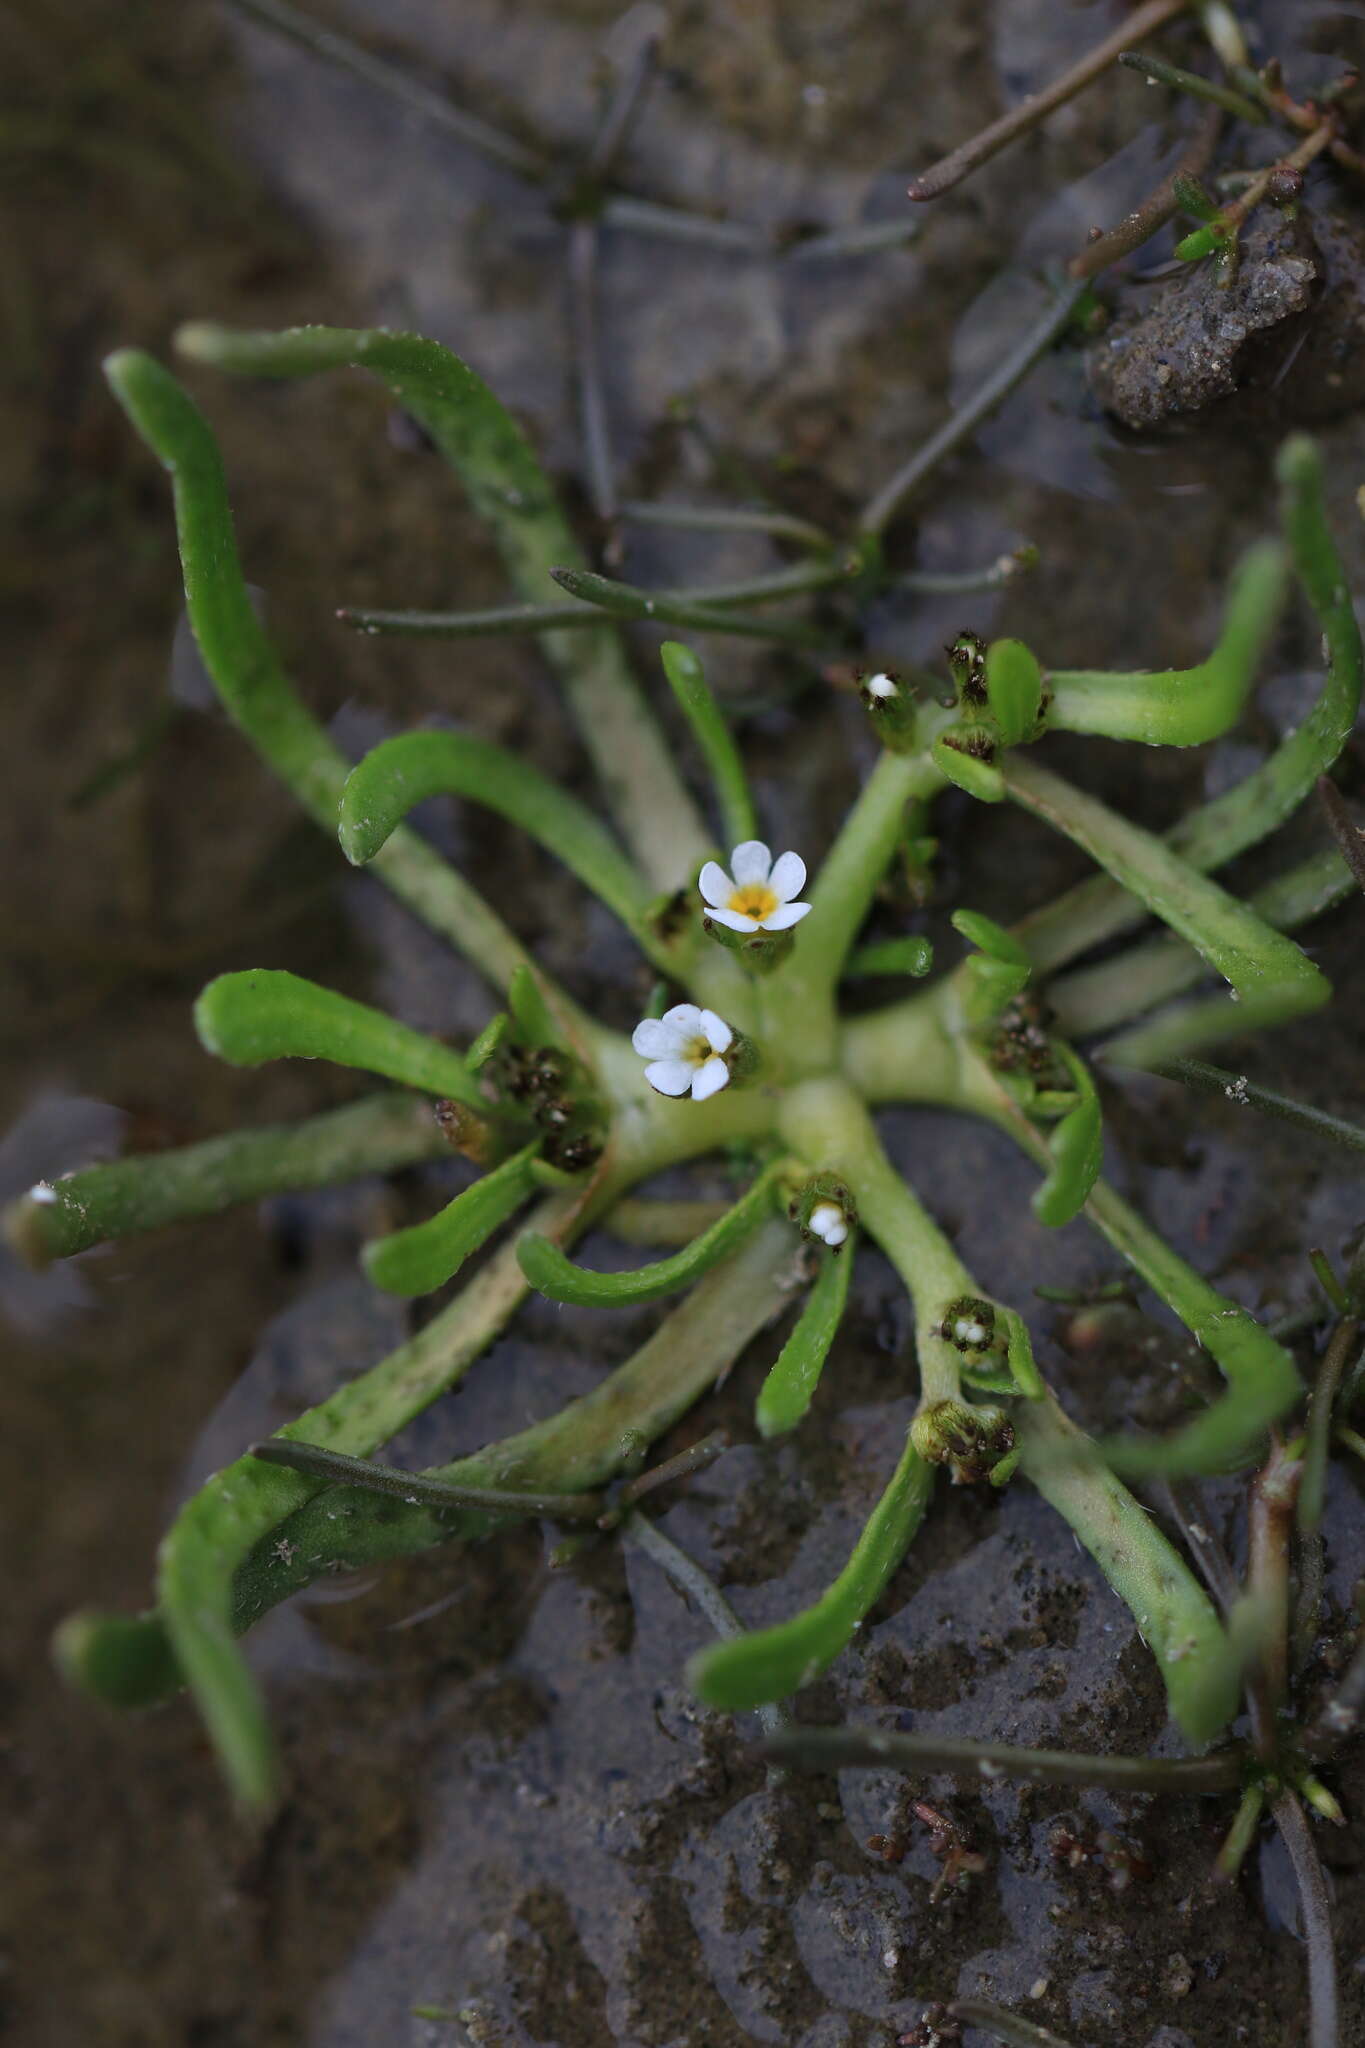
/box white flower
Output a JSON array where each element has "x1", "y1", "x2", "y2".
[
  {"x1": 698, "y1": 841, "x2": 812, "y2": 934},
  {"x1": 631, "y1": 1004, "x2": 733, "y2": 1101},
  {"x1": 952, "y1": 1312, "x2": 991, "y2": 1349},
  {"x1": 808, "y1": 1201, "x2": 848, "y2": 1248},
  {"x1": 865, "y1": 671, "x2": 899, "y2": 700}
]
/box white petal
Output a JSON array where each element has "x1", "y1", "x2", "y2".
[
  {"x1": 767, "y1": 851, "x2": 806, "y2": 903},
  {"x1": 644, "y1": 1059, "x2": 694, "y2": 1096},
  {"x1": 690, "y1": 1056, "x2": 730, "y2": 1101},
  {"x1": 698, "y1": 861, "x2": 733, "y2": 909},
  {"x1": 706, "y1": 907, "x2": 760, "y2": 932},
  {"x1": 728, "y1": 840, "x2": 772, "y2": 887},
  {"x1": 660, "y1": 1002, "x2": 703, "y2": 1035},
  {"x1": 699, "y1": 1009, "x2": 733, "y2": 1054},
  {"x1": 809, "y1": 1202, "x2": 842, "y2": 1243},
  {"x1": 866, "y1": 671, "x2": 898, "y2": 699},
  {"x1": 758, "y1": 900, "x2": 812, "y2": 931},
  {"x1": 632, "y1": 1018, "x2": 679, "y2": 1059}
]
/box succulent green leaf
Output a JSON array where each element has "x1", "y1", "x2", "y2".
[
  {"x1": 101, "y1": 349, "x2": 528, "y2": 991},
  {"x1": 1031, "y1": 1045, "x2": 1102, "y2": 1228},
  {"x1": 505, "y1": 965, "x2": 563, "y2": 1053},
  {"x1": 1047, "y1": 540, "x2": 1288, "y2": 745},
  {"x1": 1000, "y1": 1305, "x2": 1044, "y2": 1399},
  {"x1": 362, "y1": 1143, "x2": 540, "y2": 1297},
  {"x1": 4, "y1": 1092, "x2": 444, "y2": 1266},
  {"x1": 984, "y1": 637, "x2": 1045, "y2": 746},
  {"x1": 688, "y1": 1437, "x2": 933, "y2": 1708},
  {"x1": 1083, "y1": 1179, "x2": 1302, "y2": 1477},
  {"x1": 339, "y1": 731, "x2": 653, "y2": 943},
  {"x1": 517, "y1": 1159, "x2": 788, "y2": 1307},
  {"x1": 1021, "y1": 437, "x2": 1362, "y2": 980},
  {"x1": 195, "y1": 969, "x2": 485, "y2": 1107},
  {"x1": 1016, "y1": 1393, "x2": 1240, "y2": 1743},
  {"x1": 932, "y1": 727, "x2": 1006, "y2": 802},
  {"x1": 844, "y1": 936, "x2": 935, "y2": 980},
  {"x1": 1002, "y1": 756, "x2": 1330, "y2": 1016},
  {"x1": 171, "y1": 320, "x2": 710, "y2": 889},
  {"x1": 659, "y1": 641, "x2": 758, "y2": 849},
  {"x1": 755, "y1": 1237, "x2": 855, "y2": 1437}
]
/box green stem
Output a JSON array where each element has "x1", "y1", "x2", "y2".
[
  {"x1": 174, "y1": 321, "x2": 711, "y2": 891},
  {"x1": 1153, "y1": 1058, "x2": 1365, "y2": 1159},
  {"x1": 1015, "y1": 1391, "x2": 1240, "y2": 1743},
  {"x1": 4, "y1": 1091, "x2": 445, "y2": 1266},
  {"x1": 104, "y1": 348, "x2": 530, "y2": 992},
  {"x1": 772, "y1": 744, "x2": 947, "y2": 1060},
  {"x1": 1117, "y1": 48, "x2": 1266, "y2": 123},
  {"x1": 777, "y1": 1077, "x2": 968, "y2": 1407}
]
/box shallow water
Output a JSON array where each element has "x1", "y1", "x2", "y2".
[{"x1": 4, "y1": 2, "x2": 1365, "y2": 2043}]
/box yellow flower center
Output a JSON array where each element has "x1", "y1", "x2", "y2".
[
  {"x1": 683, "y1": 1034, "x2": 712, "y2": 1068},
  {"x1": 728, "y1": 883, "x2": 779, "y2": 922}
]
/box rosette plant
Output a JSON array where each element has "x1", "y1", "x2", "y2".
[{"x1": 9, "y1": 319, "x2": 1361, "y2": 1930}]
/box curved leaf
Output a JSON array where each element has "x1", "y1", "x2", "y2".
[
  {"x1": 196, "y1": 968, "x2": 484, "y2": 1107},
  {"x1": 363, "y1": 1144, "x2": 539, "y2": 1296}
]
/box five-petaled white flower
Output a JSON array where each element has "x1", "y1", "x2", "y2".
[
  {"x1": 632, "y1": 1004, "x2": 733, "y2": 1101},
  {"x1": 808, "y1": 1201, "x2": 849, "y2": 1248},
  {"x1": 699, "y1": 841, "x2": 812, "y2": 934}
]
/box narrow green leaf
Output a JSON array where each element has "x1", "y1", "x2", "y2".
[
  {"x1": 1016, "y1": 1393, "x2": 1241, "y2": 1743},
  {"x1": 4, "y1": 1092, "x2": 445, "y2": 1266},
  {"x1": 1032, "y1": 1045, "x2": 1102, "y2": 1228},
  {"x1": 932, "y1": 728, "x2": 1005, "y2": 802},
  {"x1": 1000, "y1": 1305, "x2": 1044, "y2": 1398},
  {"x1": 101, "y1": 348, "x2": 528, "y2": 990},
  {"x1": 659, "y1": 640, "x2": 757, "y2": 848},
  {"x1": 985, "y1": 637, "x2": 1045, "y2": 746},
  {"x1": 1175, "y1": 223, "x2": 1226, "y2": 262},
  {"x1": 1003, "y1": 755, "x2": 1330, "y2": 1015},
  {"x1": 363, "y1": 1143, "x2": 539, "y2": 1296},
  {"x1": 755, "y1": 1238, "x2": 854, "y2": 1437},
  {"x1": 688, "y1": 1438, "x2": 933, "y2": 1708},
  {"x1": 507, "y1": 964, "x2": 559, "y2": 1050},
  {"x1": 1082, "y1": 1178, "x2": 1302, "y2": 1477},
  {"x1": 338, "y1": 731, "x2": 650, "y2": 939},
  {"x1": 1020, "y1": 436, "x2": 1361, "y2": 980},
  {"x1": 172, "y1": 320, "x2": 709, "y2": 890},
  {"x1": 1048, "y1": 540, "x2": 1287, "y2": 744},
  {"x1": 518, "y1": 1159, "x2": 788, "y2": 1307},
  {"x1": 195, "y1": 969, "x2": 484, "y2": 1107},
  {"x1": 843, "y1": 935, "x2": 935, "y2": 980},
  {"x1": 952, "y1": 908, "x2": 1030, "y2": 966}
]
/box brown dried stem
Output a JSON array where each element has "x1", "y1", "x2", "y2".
[
  {"x1": 908, "y1": 0, "x2": 1193, "y2": 202},
  {"x1": 1068, "y1": 105, "x2": 1220, "y2": 280}
]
